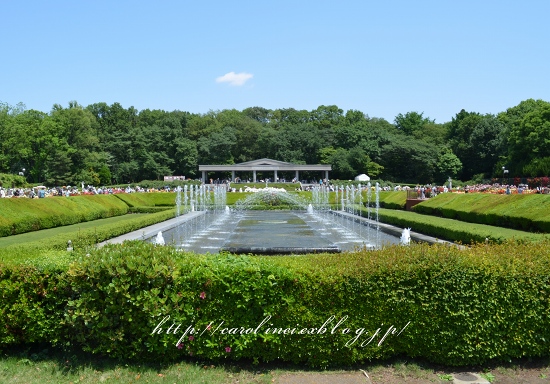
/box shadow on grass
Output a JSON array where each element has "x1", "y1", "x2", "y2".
[{"x1": 3, "y1": 343, "x2": 550, "y2": 383}]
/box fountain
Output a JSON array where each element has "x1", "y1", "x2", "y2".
[
  {"x1": 146, "y1": 184, "x2": 409, "y2": 254},
  {"x1": 400, "y1": 228, "x2": 411, "y2": 245},
  {"x1": 153, "y1": 231, "x2": 165, "y2": 245}
]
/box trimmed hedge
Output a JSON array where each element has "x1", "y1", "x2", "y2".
[
  {"x1": 413, "y1": 193, "x2": 550, "y2": 233},
  {"x1": 374, "y1": 208, "x2": 545, "y2": 244},
  {"x1": 0, "y1": 209, "x2": 176, "y2": 265},
  {"x1": 377, "y1": 191, "x2": 407, "y2": 209},
  {"x1": 113, "y1": 192, "x2": 178, "y2": 208},
  {"x1": 2, "y1": 240, "x2": 550, "y2": 367},
  {"x1": 0, "y1": 195, "x2": 129, "y2": 237},
  {"x1": 128, "y1": 206, "x2": 173, "y2": 213}
]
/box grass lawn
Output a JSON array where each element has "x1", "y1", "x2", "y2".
[
  {"x1": 0, "y1": 214, "x2": 151, "y2": 248},
  {"x1": 2, "y1": 345, "x2": 550, "y2": 384},
  {"x1": 0, "y1": 345, "x2": 274, "y2": 384},
  {"x1": 375, "y1": 207, "x2": 549, "y2": 243}
]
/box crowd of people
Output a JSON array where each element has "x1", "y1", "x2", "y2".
[
  {"x1": 0, "y1": 184, "x2": 177, "y2": 199},
  {"x1": 399, "y1": 183, "x2": 550, "y2": 198},
  {"x1": 1, "y1": 181, "x2": 548, "y2": 199}
]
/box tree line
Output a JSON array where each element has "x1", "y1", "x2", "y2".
[{"x1": 0, "y1": 99, "x2": 549, "y2": 186}]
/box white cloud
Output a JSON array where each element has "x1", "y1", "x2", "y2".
[{"x1": 215, "y1": 71, "x2": 253, "y2": 86}]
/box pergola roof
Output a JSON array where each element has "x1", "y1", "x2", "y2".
[{"x1": 199, "y1": 158, "x2": 331, "y2": 172}]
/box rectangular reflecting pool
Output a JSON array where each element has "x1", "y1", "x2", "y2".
[{"x1": 155, "y1": 210, "x2": 401, "y2": 255}]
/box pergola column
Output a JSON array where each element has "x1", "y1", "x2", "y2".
[
  {"x1": 253, "y1": 170, "x2": 257, "y2": 182},
  {"x1": 295, "y1": 170, "x2": 299, "y2": 181},
  {"x1": 231, "y1": 171, "x2": 235, "y2": 182},
  {"x1": 202, "y1": 171, "x2": 206, "y2": 183},
  {"x1": 274, "y1": 170, "x2": 278, "y2": 182},
  {"x1": 325, "y1": 170, "x2": 329, "y2": 181}
]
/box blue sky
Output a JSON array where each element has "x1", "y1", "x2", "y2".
[{"x1": 2, "y1": 0, "x2": 549, "y2": 123}]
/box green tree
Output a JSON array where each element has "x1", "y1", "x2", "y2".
[
  {"x1": 379, "y1": 137, "x2": 439, "y2": 183},
  {"x1": 243, "y1": 106, "x2": 272, "y2": 124},
  {"x1": 44, "y1": 136, "x2": 74, "y2": 185},
  {"x1": 173, "y1": 137, "x2": 198, "y2": 177},
  {"x1": 197, "y1": 126, "x2": 237, "y2": 165},
  {"x1": 394, "y1": 111, "x2": 434, "y2": 135},
  {"x1": 50, "y1": 102, "x2": 105, "y2": 185},
  {"x1": 87, "y1": 102, "x2": 139, "y2": 183},
  {"x1": 434, "y1": 150, "x2": 462, "y2": 183},
  {"x1": 504, "y1": 101, "x2": 550, "y2": 175},
  {"x1": 97, "y1": 165, "x2": 112, "y2": 185},
  {"x1": 447, "y1": 110, "x2": 505, "y2": 180},
  {"x1": 319, "y1": 147, "x2": 354, "y2": 179}
]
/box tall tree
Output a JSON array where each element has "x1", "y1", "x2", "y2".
[
  {"x1": 379, "y1": 136, "x2": 439, "y2": 183},
  {"x1": 394, "y1": 111, "x2": 434, "y2": 136},
  {"x1": 500, "y1": 99, "x2": 550, "y2": 175}
]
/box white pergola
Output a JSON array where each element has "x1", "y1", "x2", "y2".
[{"x1": 199, "y1": 158, "x2": 331, "y2": 183}]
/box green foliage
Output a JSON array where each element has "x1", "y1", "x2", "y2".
[
  {"x1": 0, "y1": 262, "x2": 70, "y2": 346},
  {"x1": 3, "y1": 99, "x2": 550, "y2": 186},
  {"x1": 0, "y1": 195, "x2": 129, "y2": 237},
  {"x1": 413, "y1": 193, "x2": 550, "y2": 233},
  {"x1": 375, "y1": 207, "x2": 545, "y2": 244},
  {"x1": 63, "y1": 244, "x2": 297, "y2": 362},
  {"x1": 447, "y1": 110, "x2": 506, "y2": 180},
  {"x1": 394, "y1": 111, "x2": 434, "y2": 135},
  {"x1": 377, "y1": 191, "x2": 407, "y2": 209},
  {"x1": 379, "y1": 137, "x2": 439, "y2": 183},
  {"x1": 523, "y1": 157, "x2": 550, "y2": 177},
  {"x1": 128, "y1": 206, "x2": 173, "y2": 213},
  {"x1": 0, "y1": 173, "x2": 27, "y2": 188},
  {"x1": 3, "y1": 241, "x2": 550, "y2": 368},
  {"x1": 97, "y1": 165, "x2": 112, "y2": 185},
  {"x1": 501, "y1": 99, "x2": 550, "y2": 175},
  {"x1": 318, "y1": 146, "x2": 382, "y2": 180},
  {"x1": 0, "y1": 210, "x2": 176, "y2": 265},
  {"x1": 434, "y1": 150, "x2": 462, "y2": 183},
  {"x1": 113, "y1": 192, "x2": 178, "y2": 207}
]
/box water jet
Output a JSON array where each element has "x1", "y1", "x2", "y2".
[{"x1": 151, "y1": 185, "x2": 407, "y2": 254}]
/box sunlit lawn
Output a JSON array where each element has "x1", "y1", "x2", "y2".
[{"x1": 0, "y1": 214, "x2": 150, "y2": 248}]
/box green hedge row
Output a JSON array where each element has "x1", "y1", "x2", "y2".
[
  {"x1": 114, "y1": 180, "x2": 201, "y2": 189},
  {"x1": 377, "y1": 191, "x2": 407, "y2": 209},
  {"x1": 2, "y1": 240, "x2": 550, "y2": 367},
  {"x1": 113, "y1": 192, "x2": 178, "y2": 208},
  {"x1": 374, "y1": 208, "x2": 545, "y2": 244},
  {"x1": 0, "y1": 195, "x2": 129, "y2": 237},
  {"x1": 413, "y1": 193, "x2": 550, "y2": 233},
  {"x1": 0, "y1": 209, "x2": 176, "y2": 266},
  {"x1": 127, "y1": 206, "x2": 173, "y2": 213}
]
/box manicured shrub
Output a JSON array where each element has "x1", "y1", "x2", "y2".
[
  {"x1": 63, "y1": 243, "x2": 297, "y2": 362},
  {"x1": 0, "y1": 261, "x2": 70, "y2": 346},
  {"x1": 3, "y1": 240, "x2": 550, "y2": 368},
  {"x1": 113, "y1": 193, "x2": 177, "y2": 207},
  {"x1": 0, "y1": 195, "x2": 129, "y2": 237},
  {"x1": 0, "y1": 209, "x2": 176, "y2": 265},
  {"x1": 377, "y1": 191, "x2": 407, "y2": 209},
  {"x1": 413, "y1": 193, "x2": 550, "y2": 233},
  {"x1": 127, "y1": 206, "x2": 172, "y2": 213}
]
